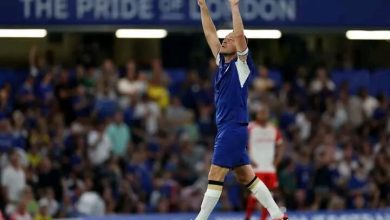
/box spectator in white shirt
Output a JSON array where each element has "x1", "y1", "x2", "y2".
[
  {"x1": 358, "y1": 88, "x2": 379, "y2": 118},
  {"x1": 76, "y1": 177, "x2": 105, "y2": 216},
  {"x1": 10, "y1": 196, "x2": 31, "y2": 220},
  {"x1": 117, "y1": 60, "x2": 147, "y2": 108},
  {"x1": 87, "y1": 122, "x2": 112, "y2": 166},
  {"x1": 1, "y1": 149, "x2": 26, "y2": 204},
  {"x1": 310, "y1": 67, "x2": 335, "y2": 94}
]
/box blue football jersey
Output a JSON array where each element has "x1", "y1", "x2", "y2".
[{"x1": 214, "y1": 50, "x2": 256, "y2": 126}]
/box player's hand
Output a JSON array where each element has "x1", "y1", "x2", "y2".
[
  {"x1": 198, "y1": 0, "x2": 206, "y2": 7},
  {"x1": 229, "y1": 0, "x2": 239, "y2": 6}
]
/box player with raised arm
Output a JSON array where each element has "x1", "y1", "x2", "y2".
[
  {"x1": 246, "y1": 105, "x2": 285, "y2": 220},
  {"x1": 195, "y1": 0, "x2": 288, "y2": 220}
]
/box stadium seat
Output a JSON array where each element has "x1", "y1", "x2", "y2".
[
  {"x1": 166, "y1": 68, "x2": 186, "y2": 96},
  {"x1": 370, "y1": 70, "x2": 390, "y2": 97},
  {"x1": 268, "y1": 70, "x2": 283, "y2": 88},
  {"x1": 331, "y1": 69, "x2": 370, "y2": 95}
]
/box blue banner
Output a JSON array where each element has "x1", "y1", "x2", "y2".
[
  {"x1": 82, "y1": 210, "x2": 390, "y2": 220},
  {"x1": 0, "y1": 0, "x2": 390, "y2": 28}
]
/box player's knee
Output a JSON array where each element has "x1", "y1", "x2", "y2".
[
  {"x1": 208, "y1": 171, "x2": 225, "y2": 182},
  {"x1": 208, "y1": 166, "x2": 228, "y2": 181},
  {"x1": 235, "y1": 173, "x2": 251, "y2": 185}
]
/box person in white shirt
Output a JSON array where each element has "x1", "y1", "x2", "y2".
[
  {"x1": 87, "y1": 122, "x2": 112, "y2": 166},
  {"x1": 1, "y1": 149, "x2": 26, "y2": 204},
  {"x1": 358, "y1": 88, "x2": 378, "y2": 118},
  {"x1": 245, "y1": 105, "x2": 285, "y2": 220},
  {"x1": 309, "y1": 68, "x2": 335, "y2": 94},
  {"x1": 10, "y1": 197, "x2": 31, "y2": 220},
  {"x1": 117, "y1": 60, "x2": 147, "y2": 108},
  {"x1": 76, "y1": 178, "x2": 105, "y2": 216}
]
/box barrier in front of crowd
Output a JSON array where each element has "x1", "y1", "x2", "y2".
[{"x1": 56, "y1": 210, "x2": 390, "y2": 220}]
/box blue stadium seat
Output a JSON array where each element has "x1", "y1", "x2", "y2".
[
  {"x1": 331, "y1": 70, "x2": 370, "y2": 95},
  {"x1": 370, "y1": 70, "x2": 390, "y2": 97},
  {"x1": 268, "y1": 70, "x2": 283, "y2": 88},
  {"x1": 166, "y1": 68, "x2": 186, "y2": 84},
  {"x1": 166, "y1": 68, "x2": 186, "y2": 96},
  {"x1": 0, "y1": 69, "x2": 29, "y2": 90}
]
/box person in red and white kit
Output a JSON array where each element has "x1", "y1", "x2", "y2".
[{"x1": 245, "y1": 105, "x2": 285, "y2": 220}]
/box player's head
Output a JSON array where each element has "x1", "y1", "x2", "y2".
[
  {"x1": 256, "y1": 105, "x2": 269, "y2": 124},
  {"x1": 220, "y1": 32, "x2": 248, "y2": 56}
]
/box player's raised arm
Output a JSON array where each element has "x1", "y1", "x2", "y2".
[
  {"x1": 198, "y1": 0, "x2": 221, "y2": 58},
  {"x1": 230, "y1": 0, "x2": 248, "y2": 61}
]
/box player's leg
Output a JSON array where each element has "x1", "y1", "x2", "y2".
[
  {"x1": 256, "y1": 173, "x2": 279, "y2": 220},
  {"x1": 245, "y1": 173, "x2": 262, "y2": 220},
  {"x1": 195, "y1": 164, "x2": 229, "y2": 220},
  {"x1": 233, "y1": 165, "x2": 286, "y2": 220},
  {"x1": 245, "y1": 192, "x2": 257, "y2": 220}
]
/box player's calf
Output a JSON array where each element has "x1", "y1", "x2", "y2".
[{"x1": 245, "y1": 176, "x2": 287, "y2": 220}]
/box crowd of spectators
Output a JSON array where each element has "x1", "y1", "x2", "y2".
[{"x1": 0, "y1": 46, "x2": 389, "y2": 219}]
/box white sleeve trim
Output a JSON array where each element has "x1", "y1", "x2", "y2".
[
  {"x1": 236, "y1": 59, "x2": 250, "y2": 88},
  {"x1": 216, "y1": 53, "x2": 221, "y2": 66}
]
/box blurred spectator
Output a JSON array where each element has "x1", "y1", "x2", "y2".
[
  {"x1": 147, "y1": 60, "x2": 170, "y2": 110},
  {"x1": 34, "y1": 199, "x2": 52, "y2": 220},
  {"x1": 106, "y1": 112, "x2": 131, "y2": 157},
  {"x1": 0, "y1": 119, "x2": 14, "y2": 153},
  {"x1": 0, "y1": 87, "x2": 12, "y2": 118},
  {"x1": 38, "y1": 188, "x2": 58, "y2": 217},
  {"x1": 309, "y1": 67, "x2": 335, "y2": 94},
  {"x1": 10, "y1": 196, "x2": 32, "y2": 220},
  {"x1": 87, "y1": 121, "x2": 112, "y2": 166},
  {"x1": 99, "y1": 59, "x2": 119, "y2": 89},
  {"x1": 358, "y1": 88, "x2": 379, "y2": 118},
  {"x1": 1, "y1": 149, "x2": 26, "y2": 206},
  {"x1": 117, "y1": 60, "x2": 147, "y2": 108},
  {"x1": 76, "y1": 177, "x2": 105, "y2": 216},
  {"x1": 71, "y1": 85, "x2": 93, "y2": 119},
  {"x1": 165, "y1": 97, "x2": 191, "y2": 134},
  {"x1": 37, "y1": 74, "x2": 55, "y2": 116},
  {"x1": 55, "y1": 70, "x2": 75, "y2": 124},
  {"x1": 252, "y1": 66, "x2": 275, "y2": 92},
  {"x1": 23, "y1": 186, "x2": 38, "y2": 216},
  {"x1": 12, "y1": 111, "x2": 28, "y2": 150},
  {"x1": 132, "y1": 94, "x2": 161, "y2": 136},
  {"x1": 37, "y1": 158, "x2": 62, "y2": 201},
  {"x1": 16, "y1": 77, "x2": 36, "y2": 111}
]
